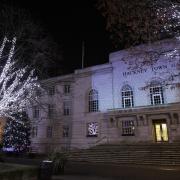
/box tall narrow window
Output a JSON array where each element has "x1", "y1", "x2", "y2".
[
  {"x1": 150, "y1": 84, "x2": 164, "y2": 105},
  {"x1": 89, "y1": 89, "x2": 99, "y2": 112},
  {"x1": 48, "y1": 86, "x2": 55, "y2": 96},
  {"x1": 64, "y1": 85, "x2": 70, "y2": 94},
  {"x1": 32, "y1": 126, "x2": 38, "y2": 138},
  {"x1": 48, "y1": 104, "x2": 55, "y2": 118},
  {"x1": 63, "y1": 125, "x2": 69, "y2": 137},
  {"x1": 33, "y1": 106, "x2": 39, "y2": 118},
  {"x1": 63, "y1": 101, "x2": 71, "y2": 116},
  {"x1": 122, "y1": 85, "x2": 134, "y2": 108},
  {"x1": 47, "y1": 126, "x2": 53, "y2": 138}
]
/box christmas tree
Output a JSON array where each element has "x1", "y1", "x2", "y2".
[{"x1": 2, "y1": 111, "x2": 31, "y2": 153}]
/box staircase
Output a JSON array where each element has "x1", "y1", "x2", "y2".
[{"x1": 69, "y1": 143, "x2": 180, "y2": 166}]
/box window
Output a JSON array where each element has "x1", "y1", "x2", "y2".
[
  {"x1": 33, "y1": 106, "x2": 39, "y2": 118},
  {"x1": 48, "y1": 86, "x2": 55, "y2": 96},
  {"x1": 36, "y1": 89, "x2": 42, "y2": 97},
  {"x1": 87, "y1": 122, "x2": 98, "y2": 137},
  {"x1": 122, "y1": 120, "x2": 135, "y2": 136},
  {"x1": 64, "y1": 85, "x2": 70, "y2": 94},
  {"x1": 63, "y1": 126, "x2": 69, "y2": 137},
  {"x1": 122, "y1": 85, "x2": 134, "y2": 108},
  {"x1": 150, "y1": 84, "x2": 164, "y2": 105},
  {"x1": 89, "y1": 89, "x2": 99, "y2": 112},
  {"x1": 46, "y1": 126, "x2": 52, "y2": 138},
  {"x1": 48, "y1": 104, "x2": 55, "y2": 118},
  {"x1": 31, "y1": 126, "x2": 38, "y2": 138},
  {"x1": 63, "y1": 101, "x2": 71, "y2": 116}
]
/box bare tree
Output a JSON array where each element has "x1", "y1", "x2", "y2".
[
  {"x1": 97, "y1": 0, "x2": 180, "y2": 49},
  {"x1": 0, "y1": 2, "x2": 63, "y2": 79},
  {"x1": 0, "y1": 36, "x2": 39, "y2": 118}
]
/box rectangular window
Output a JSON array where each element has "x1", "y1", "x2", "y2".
[
  {"x1": 64, "y1": 85, "x2": 70, "y2": 94},
  {"x1": 32, "y1": 126, "x2": 38, "y2": 138},
  {"x1": 48, "y1": 104, "x2": 55, "y2": 118},
  {"x1": 150, "y1": 86, "x2": 164, "y2": 105},
  {"x1": 63, "y1": 101, "x2": 71, "y2": 116},
  {"x1": 36, "y1": 89, "x2": 42, "y2": 97},
  {"x1": 87, "y1": 122, "x2": 98, "y2": 137},
  {"x1": 63, "y1": 126, "x2": 69, "y2": 137},
  {"x1": 122, "y1": 120, "x2": 135, "y2": 136},
  {"x1": 48, "y1": 86, "x2": 55, "y2": 96},
  {"x1": 47, "y1": 126, "x2": 53, "y2": 138},
  {"x1": 33, "y1": 106, "x2": 39, "y2": 118}
]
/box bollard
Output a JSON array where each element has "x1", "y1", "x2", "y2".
[{"x1": 39, "y1": 160, "x2": 53, "y2": 180}]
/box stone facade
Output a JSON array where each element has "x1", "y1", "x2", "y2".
[{"x1": 28, "y1": 39, "x2": 180, "y2": 153}]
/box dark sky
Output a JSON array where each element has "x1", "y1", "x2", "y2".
[{"x1": 7, "y1": 0, "x2": 114, "y2": 74}]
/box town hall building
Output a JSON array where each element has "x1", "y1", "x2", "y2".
[{"x1": 28, "y1": 38, "x2": 180, "y2": 153}]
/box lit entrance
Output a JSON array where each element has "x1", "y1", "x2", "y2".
[{"x1": 153, "y1": 120, "x2": 168, "y2": 142}]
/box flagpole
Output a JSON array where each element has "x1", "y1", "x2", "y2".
[{"x1": 81, "y1": 41, "x2": 85, "y2": 69}]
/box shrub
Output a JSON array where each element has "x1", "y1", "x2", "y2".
[{"x1": 48, "y1": 151, "x2": 68, "y2": 174}]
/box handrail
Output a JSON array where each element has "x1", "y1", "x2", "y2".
[{"x1": 95, "y1": 136, "x2": 108, "y2": 145}]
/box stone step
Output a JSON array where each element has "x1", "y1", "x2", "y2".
[{"x1": 69, "y1": 143, "x2": 180, "y2": 166}]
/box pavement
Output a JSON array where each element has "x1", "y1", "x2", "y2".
[
  {"x1": 4, "y1": 157, "x2": 180, "y2": 180},
  {"x1": 51, "y1": 162, "x2": 180, "y2": 180}
]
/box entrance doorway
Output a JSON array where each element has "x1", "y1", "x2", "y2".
[{"x1": 153, "y1": 120, "x2": 168, "y2": 142}]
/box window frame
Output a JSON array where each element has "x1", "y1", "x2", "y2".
[
  {"x1": 150, "y1": 85, "x2": 164, "y2": 105},
  {"x1": 63, "y1": 125, "x2": 69, "y2": 137},
  {"x1": 46, "y1": 126, "x2": 53, "y2": 138},
  {"x1": 64, "y1": 84, "x2": 71, "y2": 94},
  {"x1": 121, "y1": 120, "x2": 135, "y2": 136},
  {"x1": 63, "y1": 101, "x2": 71, "y2": 116},
  {"x1": 48, "y1": 104, "x2": 55, "y2": 118},
  {"x1": 31, "y1": 126, "x2": 38, "y2": 138},
  {"x1": 33, "y1": 106, "x2": 39, "y2": 118},
  {"x1": 122, "y1": 85, "x2": 134, "y2": 108},
  {"x1": 48, "y1": 86, "x2": 55, "y2": 96},
  {"x1": 88, "y1": 89, "x2": 99, "y2": 112}
]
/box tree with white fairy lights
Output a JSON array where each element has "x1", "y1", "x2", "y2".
[
  {"x1": 0, "y1": 36, "x2": 40, "y2": 152},
  {"x1": 0, "y1": 36, "x2": 39, "y2": 118},
  {"x1": 2, "y1": 111, "x2": 31, "y2": 153}
]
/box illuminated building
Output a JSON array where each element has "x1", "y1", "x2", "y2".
[{"x1": 28, "y1": 38, "x2": 180, "y2": 153}]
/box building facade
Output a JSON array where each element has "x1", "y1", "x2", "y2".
[{"x1": 28, "y1": 39, "x2": 180, "y2": 153}]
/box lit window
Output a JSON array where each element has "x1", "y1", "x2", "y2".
[
  {"x1": 47, "y1": 126, "x2": 53, "y2": 138},
  {"x1": 63, "y1": 101, "x2": 71, "y2": 116},
  {"x1": 122, "y1": 85, "x2": 134, "y2": 108},
  {"x1": 33, "y1": 106, "x2": 39, "y2": 118},
  {"x1": 64, "y1": 85, "x2": 70, "y2": 94},
  {"x1": 48, "y1": 104, "x2": 55, "y2": 118},
  {"x1": 150, "y1": 84, "x2": 164, "y2": 105},
  {"x1": 89, "y1": 89, "x2": 99, "y2": 112},
  {"x1": 87, "y1": 122, "x2": 98, "y2": 137},
  {"x1": 122, "y1": 120, "x2": 135, "y2": 136},
  {"x1": 32, "y1": 126, "x2": 38, "y2": 138},
  {"x1": 63, "y1": 126, "x2": 69, "y2": 137}
]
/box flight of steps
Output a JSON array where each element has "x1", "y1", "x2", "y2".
[{"x1": 69, "y1": 143, "x2": 180, "y2": 166}]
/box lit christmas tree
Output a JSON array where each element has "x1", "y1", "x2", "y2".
[
  {"x1": 0, "y1": 36, "x2": 40, "y2": 118},
  {"x1": 2, "y1": 111, "x2": 31, "y2": 152}
]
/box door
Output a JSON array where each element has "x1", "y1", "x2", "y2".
[{"x1": 154, "y1": 122, "x2": 168, "y2": 142}]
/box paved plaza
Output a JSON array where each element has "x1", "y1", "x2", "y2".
[{"x1": 51, "y1": 162, "x2": 180, "y2": 180}]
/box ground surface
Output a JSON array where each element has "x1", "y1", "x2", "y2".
[
  {"x1": 53, "y1": 175, "x2": 117, "y2": 180},
  {"x1": 52, "y1": 162, "x2": 180, "y2": 180}
]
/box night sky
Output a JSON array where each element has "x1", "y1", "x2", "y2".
[{"x1": 5, "y1": 0, "x2": 114, "y2": 74}]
